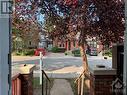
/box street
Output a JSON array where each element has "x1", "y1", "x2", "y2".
[{"x1": 12, "y1": 53, "x2": 112, "y2": 78}]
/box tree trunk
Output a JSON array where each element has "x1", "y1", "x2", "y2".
[{"x1": 79, "y1": 44, "x2": 89, "y2": 72}]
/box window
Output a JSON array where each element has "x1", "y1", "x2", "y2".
[{"x1": 29, "y1": 41, "x2": 31, "y2": 45}]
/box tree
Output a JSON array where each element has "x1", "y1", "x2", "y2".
[
  {"x1": 12, "y1": 0, "x2": 125, "y2": 73},
  {"x1": 42, "y1": 0, "x2": 125, "y2": 72},
  {"x1": 12, "y1": 0, "x2": 41, "y2": 50},
  {"x1": 93, "y1": 0, "x2": 125, "y2": 44}
]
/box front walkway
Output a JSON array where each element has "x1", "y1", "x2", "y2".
[{"x1": 50, "y1": 79, "x2": 74, "y2": 95}]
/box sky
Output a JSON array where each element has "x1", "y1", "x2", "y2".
[{"x1": 36, "y1": 13, "x2": 45, "y2": 25}]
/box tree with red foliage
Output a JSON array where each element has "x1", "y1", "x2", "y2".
[
  {"x1": 12, "y1": 0, "x2": 125, "y2": 72},
  {"x1": 12, "y1": 0, "x2": 41, "y2": 50},
  {"x1": 43, "y1": 0, "x2": 125, "y2": 72}
]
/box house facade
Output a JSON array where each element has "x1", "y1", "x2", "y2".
[{"x1": 53, "y1": 37, "x2": 103, "y2": 53}]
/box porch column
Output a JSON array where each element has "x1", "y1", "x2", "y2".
[
  {"x1": 0, "y1": 0, "x2": 11, "y2": 95},
  {"x1": 124, "y1": 0, "x2": 127, "y2": 94}
]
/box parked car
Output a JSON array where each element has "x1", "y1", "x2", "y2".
[
  {"x1": 34, "y1": 48, "x2": 46, "y2": 56},
  {"x1": 90, "y1": 48, "x2": 98, "y2": 56}
]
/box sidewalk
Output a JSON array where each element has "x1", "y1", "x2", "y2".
[
  {"x1": 50, "y1": 79, "x2": 74, "y2": 95},
  {"x1": 34, "y1": 65, "x2": 83, "y2": 78},
  {"x1": 12, "y1": 56, "x2": 40, "y2": 62}
]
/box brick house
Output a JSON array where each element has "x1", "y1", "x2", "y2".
[{"x1": 53, "y1": 37, "x2": 103, "y2": 53}]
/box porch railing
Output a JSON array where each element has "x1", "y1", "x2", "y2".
[
  {"x1": 12, "y1": 70, "x2": 51, "y2": 95},
  {"x1": 42, "y1": 70, "x2": 51, "y2": 95},
  {"x1": 75, "y1": 70, "x2": 90, "y2": 95}
]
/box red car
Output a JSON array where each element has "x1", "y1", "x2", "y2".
[{"x1": 34, "y1": 48, "x2": 46, "y2": 56}]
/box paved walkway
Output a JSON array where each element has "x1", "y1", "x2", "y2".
[{"x1": 50, "y1": 79, "x2": 74, "y2": 95}]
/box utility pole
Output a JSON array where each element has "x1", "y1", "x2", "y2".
[
  {"x1": 124, "y1": 0, "x2": 127, "y2": 94},
  {"x1": 0, "y1": 0, "x2": 12, "y2": 95}
]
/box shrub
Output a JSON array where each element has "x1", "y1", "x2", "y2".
[
  {"x1": 12, "y1": 51, "x2": 22, "y2": 56},
  {"x1": 103, "y1": 49, "x2": 112, "y2": 57},
  {"x1": 64, "y1": 51, "x2": 73, "y2": 56},
  {"x1": 51, "y1": 46, "x2": 59, "y2": 53},
  {"x1": 15, "y1": 51, "x2": 21, "y2": 56},
  {"x1": 72, "y1": 49, "x2": 81, "y2": 57},
  {"x1": 12, "y1": 49, "x2": 35, "y2": 56},
  {"x1": 58, "y1": 47, "x2": 66, "y2": 52},
  {"x1": 23, "y1": 49, "x2": 35, "y2": 56},
  {"x1": 64, "y1": 51, "x2": 68, "y2": 55},
  {"x1": 51, "y1": 47, "x2": 66, "y2": 53}
]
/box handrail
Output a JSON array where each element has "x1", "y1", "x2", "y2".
[
  {"x1": 41, "y1": 70, "x2": 51, "y2": 95},
  {"x1": 42, "y1": 70, "x2": 50, "y2": 82},
  {"x1": 75, "y1": 70, "x2": 86, "y2": 83},
  {"x1": 75, "y1": 70, "x2": 90, "y2": 83},
  {"x1": 74, "y1": 70, "x2": 90, "y2": 95}
]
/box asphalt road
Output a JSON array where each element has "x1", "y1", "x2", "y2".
[{"x1": 12, "y1": 53, "x2": 112, "y2": 78}]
